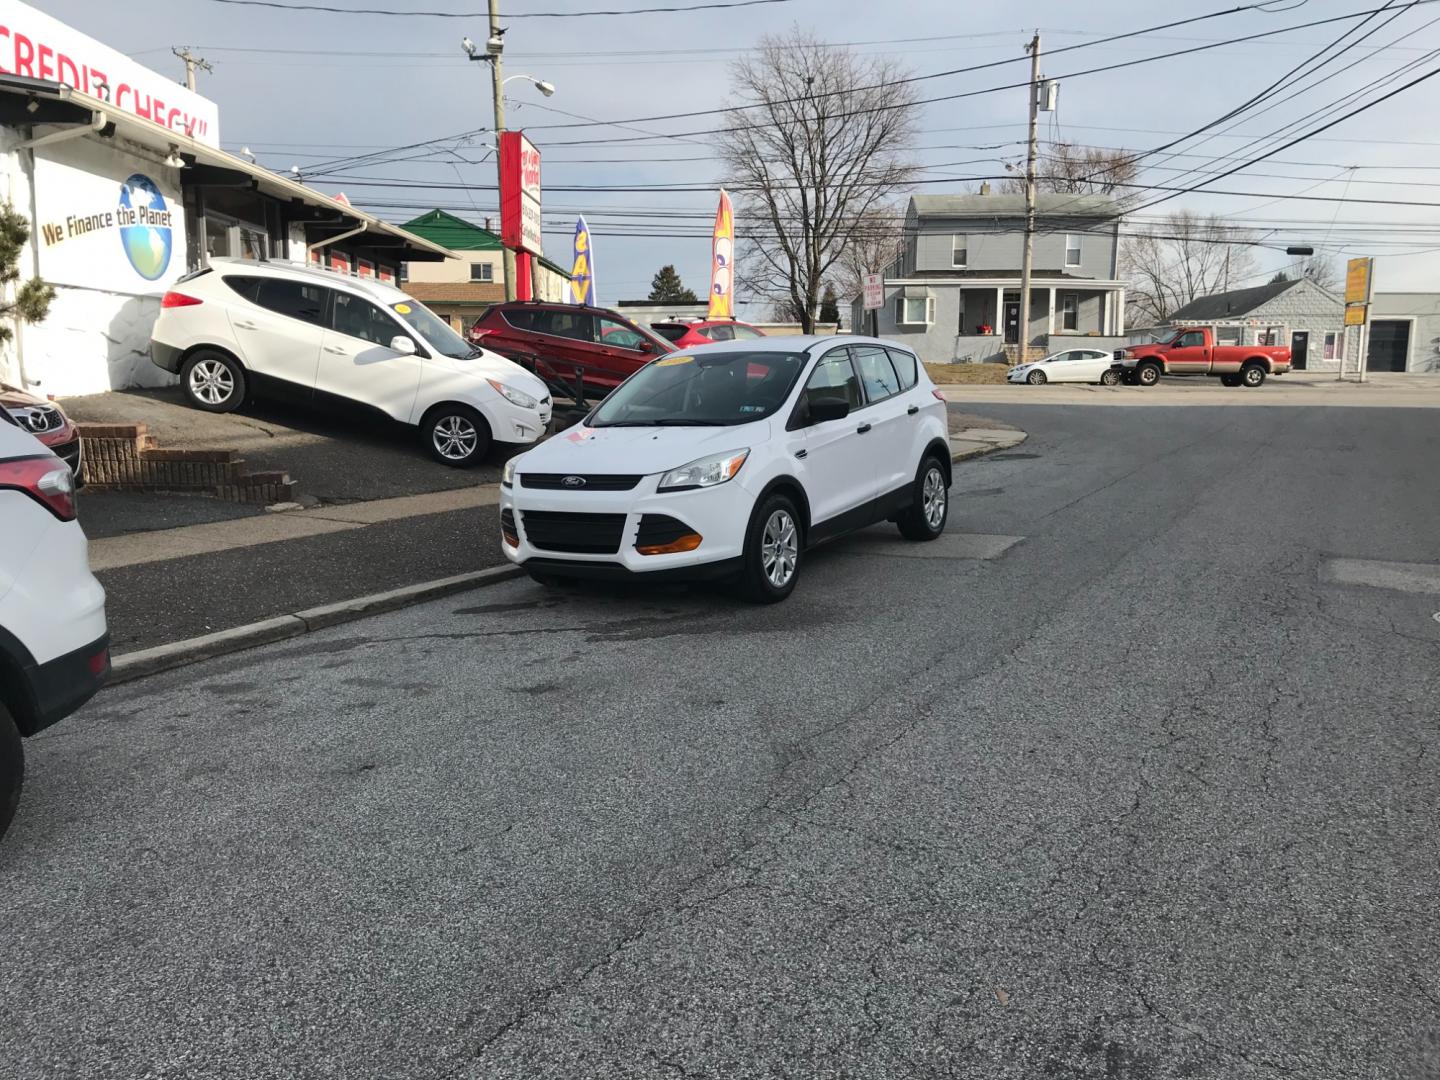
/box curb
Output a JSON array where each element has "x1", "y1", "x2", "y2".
[
  {"x1": 951, "y1": 430, "x2": 1028, "y2": 462},
  {"x1": 107, "y1": 564, "x2": 526, "y2": 687}
]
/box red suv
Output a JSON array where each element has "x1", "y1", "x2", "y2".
[
  {"x1": 651, "y1": 319, "x2": 766, "y2": 349},
  {"x1": 470, "y1": 302, "x2": 674, "y2": 398}
]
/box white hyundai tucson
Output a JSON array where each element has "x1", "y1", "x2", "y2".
[
  {"x1": 150, "y1": 258, "x2": 551, "y2": 467},
  {"x1": 499, "y1": 336, "x2": 952, "y2": 602}
]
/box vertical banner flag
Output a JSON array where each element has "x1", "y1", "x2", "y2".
[
  {"x1": 570, "y1": 217, "x2": 595, "y2": 304},
  {"x1": 708, "y1": 189, "x2": 734, "y2": 319}
]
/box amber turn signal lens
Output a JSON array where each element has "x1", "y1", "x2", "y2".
[{"x1": 636, "y1": 533, "x2": 702, "y2": 556}]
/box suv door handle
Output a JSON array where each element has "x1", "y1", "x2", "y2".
[
  {"x1": 907, "y1": 405, "x2": 919, "y2": 415},
  {"x1": 323, "y1": 345, "x2": 348, "y2": 355},
  {"x1": 857, "y1": 422, "x2": 872, "y2": 434},
  {"x1": 233, "y1": 320, "x2": 257, "y2": 330}
]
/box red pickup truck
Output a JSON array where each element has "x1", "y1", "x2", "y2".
[{"x1": 1113, "y1": 327, "x2": 1292, "y2": 387}]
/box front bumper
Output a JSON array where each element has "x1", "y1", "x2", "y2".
[
  {"x1": 499, "y1": 474, "x2": 756, "y2": 577},
  {"x1": 484, "y1": 396, "x2": 553, "y2": 445}
]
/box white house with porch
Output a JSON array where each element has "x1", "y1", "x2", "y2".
[{"x1": 852, "y1": 191, "x2": 1128, "y2": 364}]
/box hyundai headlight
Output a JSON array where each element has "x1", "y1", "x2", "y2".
[
  {"x1": 657, "y1": 449, "x2": 750, "y2": 493},
  {"x1": 487, "y1": 378, "x2": 539, "y2": 409}
]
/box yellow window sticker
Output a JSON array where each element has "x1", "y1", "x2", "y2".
[
  {"x1": 393, "y1": 303, "x2": 412, "y2": 314},
  {"x1": 656, "y1": 354, "x2": 694, "y2": 367}
]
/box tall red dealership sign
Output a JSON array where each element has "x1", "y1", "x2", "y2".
[{"x1": 500, "y1": 132, "x2": 542, "y2": 300}]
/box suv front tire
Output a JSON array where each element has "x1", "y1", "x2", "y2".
[{"x1": 423, "y1": 404, "x2": 492, "y2": 467}]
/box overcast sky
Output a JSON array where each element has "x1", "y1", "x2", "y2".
[{"x1": 45, "y1": 0, "x2": 1440, "y2": 303}]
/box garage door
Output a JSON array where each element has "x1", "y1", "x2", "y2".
[{"x1": 1367, "y1": 320, "x2": 1411, "y2": 372}]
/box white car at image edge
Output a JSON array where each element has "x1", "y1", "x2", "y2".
[
  {"x1": 1008, "y1": 347, "x2": 1122, "y2": 385},
  {"x1": 150, "y1": 258, "x2": 551, "y2": 466},
  {"x1": 499, "y1": 336, "x2": 952, "y2": 603},
  {"x1": 0, "y1": 413, "x2": 109, "y2": 842}
]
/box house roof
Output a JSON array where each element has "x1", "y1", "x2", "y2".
[
  {"x1": 911, "y1": 192, "x2": 1119, "y2": 219},
  {"x1": 402, "y1": 210, "x2": 504, "y2": 252},
  {"x1": 400, "y1": 281, "x2": 504, "y2": 306},
  {"x1": 1168, "y1": 279, "x2": 1302, "y2": 321}
]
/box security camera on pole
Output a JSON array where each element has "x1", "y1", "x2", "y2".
[{"x1": 463, "y1": 3, "x2": 554, "y2": 303}]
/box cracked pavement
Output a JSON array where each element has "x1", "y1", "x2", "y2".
[{"x1": 3, "y1": 403, "x2": 1439, "y2": 1079}]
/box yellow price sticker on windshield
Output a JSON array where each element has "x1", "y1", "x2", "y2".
[
  {"x1": 656, "y1": 354, "x2": 693, "y2": 367},
  {"x1": 393, "y1": 303, "x2": 412, "y2": 314}
]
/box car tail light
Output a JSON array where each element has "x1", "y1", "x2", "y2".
[
  {"x1": 470, "y1": 328, "x2": 493, "y2": 340},
  {"x1": 161, "y1": 291, "x2": 203, "y2": 308},
  {"x1": 0, "y1": 454, "x2": 78, "y2": 521}
]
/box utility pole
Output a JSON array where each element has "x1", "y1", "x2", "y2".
[
  {"x1": 173, "y1": 47, "x2": 212, "y2": 92},
  {"x1": 1017, "y1": 32, "x2": 1041, "y2": 362},
  {"x1": 488, "y1": 0, "x2": 518, "y2": 302}
]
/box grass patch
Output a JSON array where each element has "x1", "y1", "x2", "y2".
[{"x1": 924, "y1": 362, "x2": 1009, "y2": 385}]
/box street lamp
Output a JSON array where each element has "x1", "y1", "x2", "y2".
[
  {"x1": 462, "y1": 14, "x2": 555, "y2": 301},
  {"x1": 503, "y1": 74, "x2": 555, "y2": 98}
]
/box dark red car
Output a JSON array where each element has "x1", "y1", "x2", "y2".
[
  {"x1": 0, "y1": 383, "x2": 83, "y2": 484},
  {"x1": 470, "y1": 302, "x2": 675, "y2": 398},
  {"x1": 650, "y1": 318, "x2": 767, "y2": 349}
]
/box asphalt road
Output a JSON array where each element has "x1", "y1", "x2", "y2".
[{"x1": 4, "y1": 401, "x2": 1439, "y2": 1079}]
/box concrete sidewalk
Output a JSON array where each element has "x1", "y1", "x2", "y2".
[{"x1": 939, "y1": 372, "x2": 1440, "y2": 408}]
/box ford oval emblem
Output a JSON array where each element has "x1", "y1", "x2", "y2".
[{"x1": 561, "y1": 475, "x2": 586, "y2": 487}]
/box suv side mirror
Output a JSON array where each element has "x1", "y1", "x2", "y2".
[
  {"x1": 807, "y1": 396, "x2": 850, "y2": 424},
  {"x1": 391, "y1": 335, "x2": 417, "y2": 355}
]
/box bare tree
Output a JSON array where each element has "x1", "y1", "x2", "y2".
[
  {"x1": 1003, "y1": 142, "x2": 1139, "y2": 199},
  {"x1": 720, "y1": 29, "x2": 917, "y2": 333},
  {"x1": 1120, "y1": 211, "x2": 1258, "y2": 327},
  {"x1": 833, "y1": 203, "x2": 905, "y2": 303},
  {"x1": 1301, "y1": 254, "x2": 1340, "y2": 292}
]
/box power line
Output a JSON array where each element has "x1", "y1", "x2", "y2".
[{"x1": 202, "y1": 0, "x2": 794, "y2": 16}]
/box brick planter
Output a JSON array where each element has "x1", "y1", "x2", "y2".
[{"x1": 77, "y1": 424, "x2": 295, "y2": 505}]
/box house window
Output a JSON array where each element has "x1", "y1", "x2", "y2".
[
  {"x1": 1061, "y1": 292, "x2": 1078, "y2": 332},
  {"x1": 952, "y1": 234, "x2": 967, "y2": 268},
  {"x1": 1065, "y1": 234, "x2": 1081, "y2": 267},
  {"x1": 1324, "y1": 331, "x2": 1339, "y2": 360},
  {"x1": 470, "y1": 262, "x2": 494, "y2": 283},
  {"x1": 896, "y1": 295, "x2": 934, "y2": 326}
]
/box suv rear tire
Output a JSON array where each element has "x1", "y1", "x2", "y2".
[
  {"x1": 897, "y1": 454, "x2": 949, "y2": 541},
  {"x1": 423, "y1": 405, "x2": 492, "y2": 467},
  {"x1": 180, "y1": 350, "x2": 247, "y2": 413},
  {"x1": 0, "y1": 703, "x2": 23, "y2": 843}
]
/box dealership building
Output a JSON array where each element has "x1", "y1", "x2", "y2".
[{"x1": 0, "y1": 2, "x2": 452, "y2": 396}]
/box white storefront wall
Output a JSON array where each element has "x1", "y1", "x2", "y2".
[{"x1": 1, "y1": 129, "x2": 187, "y2": 394}]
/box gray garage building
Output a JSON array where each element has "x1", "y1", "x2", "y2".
[{"x1": 1368, "y1": 293, "x2": 1440, "y2": 373}]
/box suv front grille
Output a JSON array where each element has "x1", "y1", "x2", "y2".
[
  {"x1": 519, "y1": 510, "x2": 627, "y2": 554},
  {"x1": 6, "y1": 405, "x2": 63, "y2": 434},
  {"x1": 520, "y1": 473, "x2": 641, "y2": 491}
]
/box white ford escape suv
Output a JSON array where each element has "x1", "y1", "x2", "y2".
[
  {"x1": 150, "y1": 259, "x2": 551, "y2": 467},
  {"x1": 0, "y1": 412, "x2": 109, "y2": 842},
  {"x1": 499, "y1": 336, "x2": 951, "y2": 602}
]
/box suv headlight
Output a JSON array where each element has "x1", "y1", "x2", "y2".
[
  {"x1": 502, "y1": 457, "x2": 516, "y2": 487},
  {"x1": 487, "y1": 378, "x2": 538, "y2": 409},
  {"x1": 657, "y1": 449, "x2": 749, "y2": 493}
]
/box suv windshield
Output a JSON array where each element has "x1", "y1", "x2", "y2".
[
  {"x1": 590, "y1": 350, "x2": 808, "y2": 428},
  {"x1": 390, "y1": 300, "x2": 476, "y2": 359}
]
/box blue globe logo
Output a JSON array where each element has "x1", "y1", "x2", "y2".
[{"x1": 117, "y1": 174, "x2": 172, "y2": 281}]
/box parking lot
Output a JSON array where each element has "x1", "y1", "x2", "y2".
[{"x1": 5, "y1": 398, "x2": 1438, "y2": 1079}]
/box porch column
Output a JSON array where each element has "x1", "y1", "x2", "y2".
[
  {"x1": 995, "y1": 286, "x2": 1004, "y2": 334},
  {"x1": 1102, "y1": 292, "x2": 1112, "y2": 335},
  {"x1": 1116, "y1": 289, "x2": 1126, "y2": 334},
  {"x1": 1048, "y1": 287, "x2": 1057, "y2": 337}
]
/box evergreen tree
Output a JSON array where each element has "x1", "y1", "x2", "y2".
[
  {"x1": 818, "y1": 284, "x2": 840, "y2": 324},
  {"x1": 0, "y1": 201, "x2": 53, "y2": 346},
  {"x1": 648, "y1": 265, "x2": 699, "y2": 303}
]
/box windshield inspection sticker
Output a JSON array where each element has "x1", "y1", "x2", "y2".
[
  {"x1": 656, "y1": 354, "x2": 694, "y2": 367},
  {"x1": 393, "y1": 303, "x2": 412, "y2": 314}
]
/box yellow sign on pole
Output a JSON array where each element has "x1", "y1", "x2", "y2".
[
  {"x1": 1344, "y1": 304, "x2": 1368, "y2": 327},
  {"x1": 1345, "y1": 258, "x2": 1373, "y2": 305}
]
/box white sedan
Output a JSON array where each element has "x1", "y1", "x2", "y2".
[{"x1": 1008, "y1": 347, "x2": 1121, "y2": 385}]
